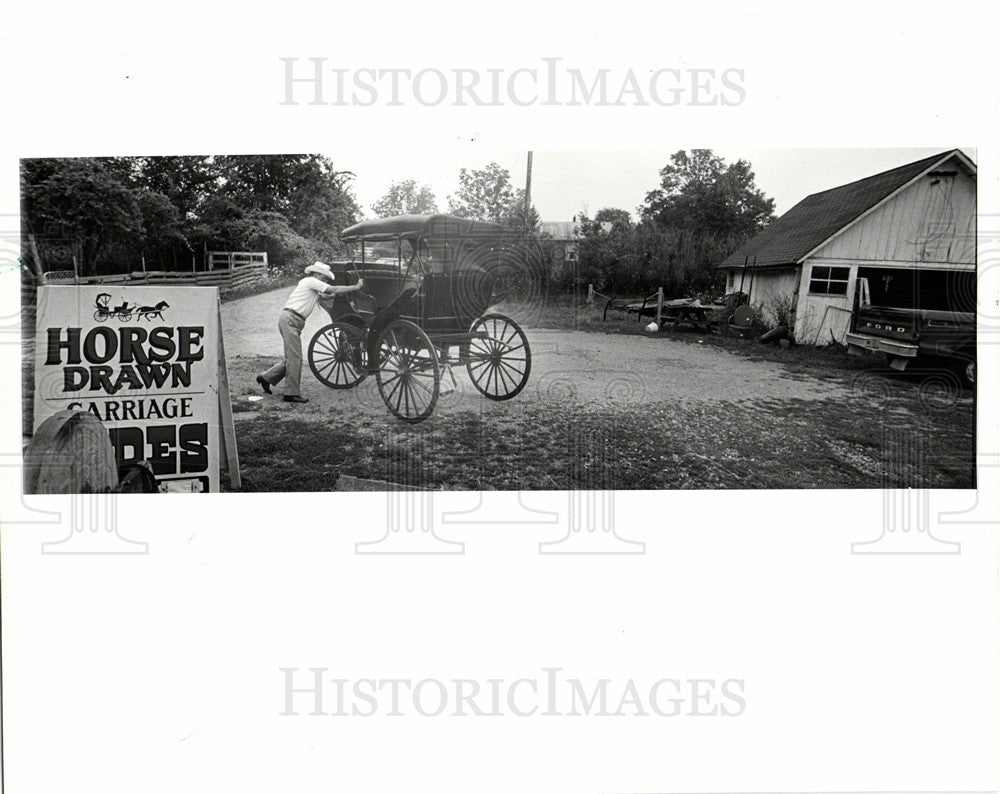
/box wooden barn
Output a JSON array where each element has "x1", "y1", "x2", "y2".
[{"x1": 719, "y1": 150, "x2": 977, "y2": 346}]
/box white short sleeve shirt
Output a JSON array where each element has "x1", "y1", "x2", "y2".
[{"x1": 283, "y1": 276, "x2": 331, "y2": 318}]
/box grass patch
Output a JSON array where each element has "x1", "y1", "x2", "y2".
[{"x1": 231, "y1": 384, "x2": 974, "y2": 491}]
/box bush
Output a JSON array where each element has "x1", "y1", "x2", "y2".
[
  {"x1": 761, "y1": 293, "x2": 795, "y2": 330},
  {"x1": 572, "y1": 217, "x2": 747, "y2": 298},
  {"x1": 220, "y1": 263, "x2": 304, "y2": 303}
]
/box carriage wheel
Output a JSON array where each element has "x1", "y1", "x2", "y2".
[
  {"x1": 376, "y1": 319, "x2": 441, "y2": 423},
  {"x1": 308, "y1": 323, "x2": 367, "y2": 389},
  {"x1": 93, "y1": 310, "x2": 108, "y2": 323},
  {"x1": 466, "y1": 313, "x2": 531, "y2": 400}
]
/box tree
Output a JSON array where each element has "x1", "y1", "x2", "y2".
[
  {"x1": 499, "y1": 188, "x2": 540, "y2": 231},
  {"x1": 154, "y1": 154, "x2": 360, "y2": 262},
  {"x1": 574, "y1": 208, "x2": 744, "y2": 298},
  {"x1": 21, "y1": 158, "x2": 145, "y2": 276},
  {"x1": 641, "y1": 149, "x2": 774, "y2": 238},
  {"x1": 448, "y1": 163, "x2": 538, "y2": 229},
  {"x1": 213, "y1": 155, "x2": 306, "y2": 213},
  {"x1": 132, "y1": 156, "x2": 217, "y2": 219},
  {"x1": 284, "y1": 158, "x2": 360, "y2": 255},
  {"x1": 213, "y1": 155, "x2": 357, "y2": 223},
  {"x1": 372, "y1": 179, "x2": 439, "y2": 217},
  {"x1": 593, "y1": 207, "x2": 632, "y2": 226},
  {"x1": 447, "y1": 163, "x2": 516, "y2": 224},
  {"x1": 190, "y1": 195, "x2": 319, "y2": 268},
  {"x1": 21, "y1": 154, "x2": 361, "y2": 275},
  {"x1": 134, "y1": 190, "x2": 188, "y2": 263},
  {"x1": 212, "y1": 155, "x2": 358, "y2": 256}
]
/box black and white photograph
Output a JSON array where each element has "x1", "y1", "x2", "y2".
[
  {"x1": 20, "y1": 147, "x2": 977, "y2": 492},
  {"x1": 2, "y1": 1, "x2": 998, "y2": 793}
]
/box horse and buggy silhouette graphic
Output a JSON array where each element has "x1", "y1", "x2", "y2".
[
  {"x1": 93, "y1": 293, "x2": 170, "y2": 323},
  {"x1": 307, "y1": 214, "x2": 534, "y2": 424}
]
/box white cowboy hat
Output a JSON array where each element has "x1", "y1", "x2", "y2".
[{"x1": 305, "y1": 262, "x2": 335, "y2": 280}]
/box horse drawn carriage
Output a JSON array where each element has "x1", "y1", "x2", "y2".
[
  {"x1": 93, "y1": 292, "x2": 135, "y2": 322},
  {"x1": 306, "y1": 214, "x2": 532, "y2": 423},
  {"x1": 93, "y1": 293, "x2": 170, "y2": 323}
]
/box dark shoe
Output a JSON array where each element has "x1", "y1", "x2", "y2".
[
  {"x1": 256, "y1": 375, "x2": 272, "y2": 395},
  {"x1": 283, "y1": 395, "x2": 309, "y2": 403}
]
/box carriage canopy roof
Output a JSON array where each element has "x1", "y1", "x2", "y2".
[{"x1": 341, "y1": 214, "x2": 508, "y2": 242}]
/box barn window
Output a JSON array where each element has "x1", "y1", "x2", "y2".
[{"x1": 808, "y1": 266, "x2": 850, "y2": 295}]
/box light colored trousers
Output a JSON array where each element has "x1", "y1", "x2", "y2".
[{"x1": 260, "y1": 309, "x2": 305, "y2": 396}]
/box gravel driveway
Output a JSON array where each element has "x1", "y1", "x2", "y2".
[
  {"x1": 221, "y1": 288, "x2": 973, "y2": 490},
  {"x1": 222, "y1": 288, "x2": 852, "y2": 414}
]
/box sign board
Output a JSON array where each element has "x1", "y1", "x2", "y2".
[{"x1": 33, "y1": 286, "x2": 234, "y2": 493}]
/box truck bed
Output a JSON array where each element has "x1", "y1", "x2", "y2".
[{"x1": 847, "y1": 304, "x2": 975, "y2": 364}]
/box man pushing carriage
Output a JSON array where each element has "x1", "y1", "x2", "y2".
[
  {"x1": 255, "y1": 262, "x2": 365, "y2": 403},
  {"x1": 256, "y1": 213, "x2": 532, "y2": 421}
]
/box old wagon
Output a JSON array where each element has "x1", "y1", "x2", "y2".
[{"x1": 306, "y1": 214, "x2": 532, "y2": 423}]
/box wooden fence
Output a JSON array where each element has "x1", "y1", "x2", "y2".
[
  {"x1": 39, "y1": 252, "x2": 268, "y2": 291},
  {"x1": 205, "y1": 251, "x2": 267, "y2": 271}
]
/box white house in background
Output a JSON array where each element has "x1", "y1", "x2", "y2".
[
  {"x1": 719, "y1": 149, "x2": 977, "y2": 345},
  {"x1": 539, "y1": 219, "x2": 614, "y2": 273}
]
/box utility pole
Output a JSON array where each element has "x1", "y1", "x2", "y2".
[{"x1": 524, "y1": 151, "x2": 533, "y2": 229}]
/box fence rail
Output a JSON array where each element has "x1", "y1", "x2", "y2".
[
  {"x1": 206, "y1": 251, "x2": 267, "y2": 270},
  {"x1": 39, "y1": 252, "x2": 268, "y2": 291}
]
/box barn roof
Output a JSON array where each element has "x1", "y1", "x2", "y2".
[{"x1": 719, "y1": 149, "x2": 976, "y2": 269}]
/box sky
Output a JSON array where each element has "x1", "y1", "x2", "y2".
[{"x1": 334, "y1": 148, "x2": 977, "y2": 222}]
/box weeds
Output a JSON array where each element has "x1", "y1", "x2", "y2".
[{"x1": 232, "y1": 388, "x2": 973, "y2": 491}]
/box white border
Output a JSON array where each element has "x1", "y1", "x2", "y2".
[{"x1": 2, "y1": 2, "x2": 998, "y2": 792}]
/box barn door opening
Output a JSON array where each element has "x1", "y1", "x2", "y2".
[{"x1": 856, "y1": 267, "x2": 974, "y2": 313}]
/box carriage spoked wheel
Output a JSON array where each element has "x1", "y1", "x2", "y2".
[
  {"x1": 376, "y1": 319, "x2": 441, "y2": 423},
  {"x1": 466, "y1": 313, "x2": 531, "y2": 401},
  {"x1": 308, "y1": 323, "x2": 368, "y2": 389}
]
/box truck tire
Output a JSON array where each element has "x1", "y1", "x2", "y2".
[
  {"x1": 925, "y1": 352, "x2": 975, "y2": 389},
  {"x1": 961, "y1": 359, "x2": 975, "y2": 388}
]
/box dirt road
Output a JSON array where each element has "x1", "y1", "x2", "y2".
[
  {"x1": 222, "y1": 288, "x2": 851, "y2": 412},
  {"x1": 221, "y1": 288, "x2": 974, "y2": 491}
]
